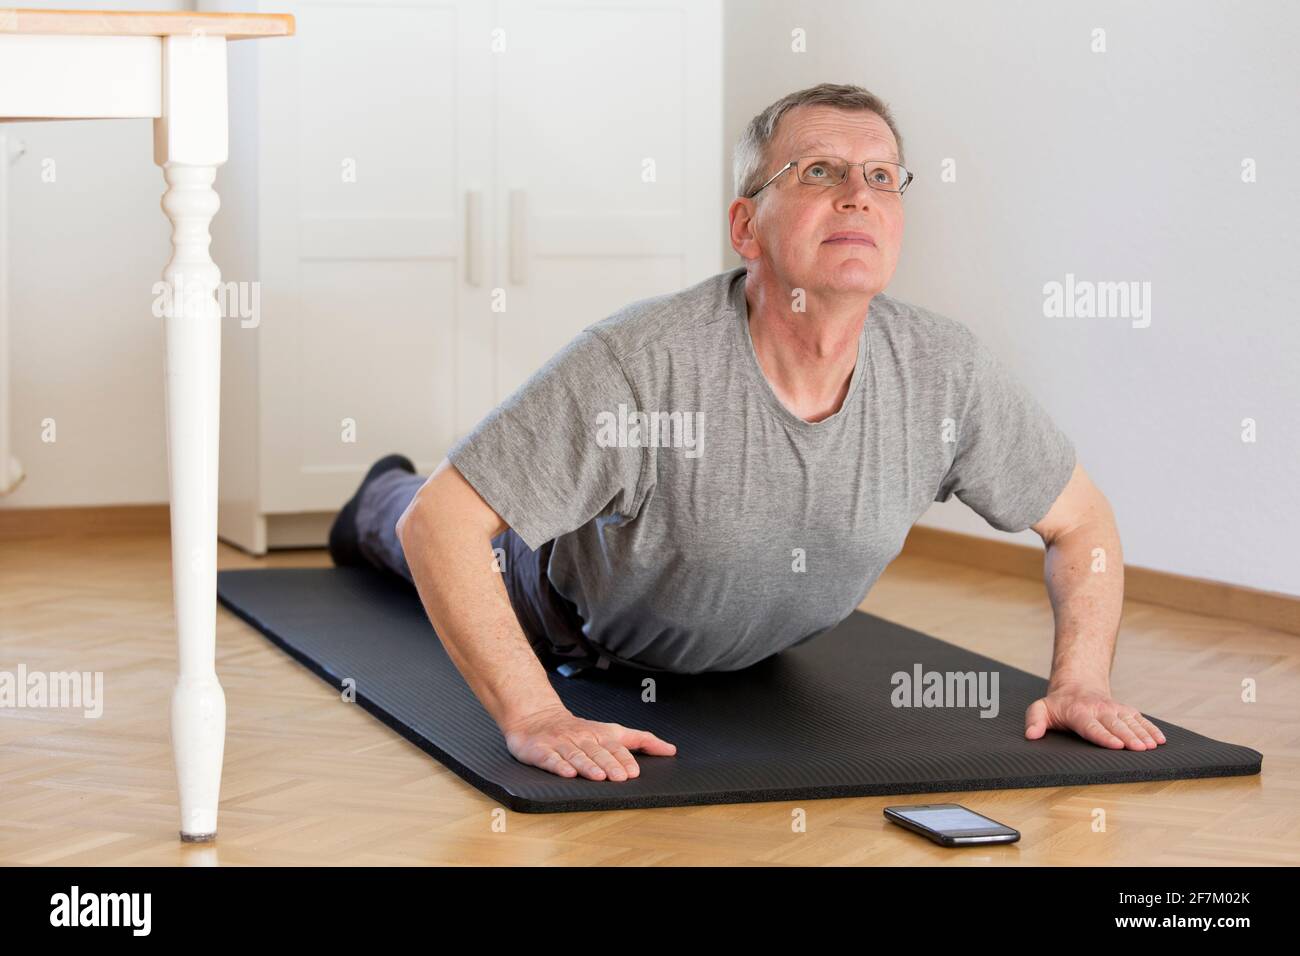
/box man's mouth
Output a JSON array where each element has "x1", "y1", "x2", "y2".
[{"x1": 823, "y1": 232, "x2": 876, "y2": 247}]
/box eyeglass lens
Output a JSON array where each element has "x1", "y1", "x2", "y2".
[{"x1": 797, "y1": 157, "x2": 908, "y2": 192}]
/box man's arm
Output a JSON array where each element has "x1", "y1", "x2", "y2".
[
  {"x1": 395, "y1": 459, "x2": 563, "y2": 728},
  {"x1": 1026, "y1": 462, "x2": 1166, "y2": 750},
  {"x1": 1031, "y1": 461, "x2": 1124, "y2": 690},
  {"x1": 395, "y1": 458, "x2": 675, "y2": 781}
]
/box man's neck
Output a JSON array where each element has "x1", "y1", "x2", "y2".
[{"x1": 743, "y1": 272, "x2": 873, "y2": 424}]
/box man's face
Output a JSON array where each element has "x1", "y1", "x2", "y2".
[{"x1": 737, "y1": 105, "x2": 905, "y2": 298}]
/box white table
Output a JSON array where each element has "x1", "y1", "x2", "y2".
[{"x1": 0, "y1": 7, "x2": 294, "y2": 842}]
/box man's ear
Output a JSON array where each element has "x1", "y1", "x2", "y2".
[{"x1": 728, "y1": 197, "x2": 761, "y2": 259}]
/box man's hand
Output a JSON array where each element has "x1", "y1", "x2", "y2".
[
  {"x1": 501, "y1": 704, "x2": 677, "y2": 781},
  {"x1": 1025, "y1": 682, "x2": 1167, "y2": 750}
]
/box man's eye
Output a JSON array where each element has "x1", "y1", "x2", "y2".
[
  {"x1": 871, "y1": 168, "x2": 895, "y2": 184},
  {"x1": 808, "y1": 165, "x2": 828, "y2": 177}
]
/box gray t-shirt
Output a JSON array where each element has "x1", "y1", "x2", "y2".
[{"x1": 447, "y1": 266, "x2": 1075, "y2": 674}]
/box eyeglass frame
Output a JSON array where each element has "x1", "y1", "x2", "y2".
[{"x1": 747, "y1": 155, "x2": 915, "y2": 199}]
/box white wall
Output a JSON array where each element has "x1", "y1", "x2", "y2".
[
  {"x1": 3, "y1": 0, "x2": 1296, "y2": 599},
  {"x1": 1, "y1": 0, "x2": 197, "y2": 509},
  {"x1": 723, "y1": 0, "x2": 1300, "y2": 597}
]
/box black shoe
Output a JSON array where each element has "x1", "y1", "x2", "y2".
[{"x1": 328, "y1": 453, "x2": 417, "y2": 568}]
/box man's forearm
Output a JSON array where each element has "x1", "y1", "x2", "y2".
[
  {"x1": 1042, "y1": 511, "x2": 1125, "y2": 693},
  {"x1": 398, "y1": 514, "x2": 566, "y2": 729}
]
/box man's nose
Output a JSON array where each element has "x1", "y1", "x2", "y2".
[{"x1": 834, "y1": 172, "x2": 875, "y2": 210}]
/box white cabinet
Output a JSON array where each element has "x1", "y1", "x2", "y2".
[{"x1": 205, "y1": 0, "x2": 723, "y2": 553}]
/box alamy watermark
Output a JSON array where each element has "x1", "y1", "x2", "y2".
[
  {"x1": 151, "y1": 275, "x2": 261, "y2": 328},
  {"x1": 595, "y1": 403, "x2": 704, "y2": 459},
  {"x1": 1, "y1": 665, "x2": 103, "y2": 718},
  {"x1": 891, "y1": 663, "x2": 1000, "y2": 718},
  {"x1": 49, "y1": 885, "x2": 150, "y2": 935},
  {"x1": 1043, "y1": 273, "x2": 1151, "y2": 328}
]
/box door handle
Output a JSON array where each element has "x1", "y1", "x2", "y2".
[
  {"x1": 465, "y1": 188, "x2": 483, "y2": 286},
  {"x1": 509, "y1": 188, "x2": 526, "y2": 285}
]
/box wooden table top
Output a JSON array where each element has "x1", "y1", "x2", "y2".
[{"x1": 0, "y1": 7, "x2": 294, "y2": 40}]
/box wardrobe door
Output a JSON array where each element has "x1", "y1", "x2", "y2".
[
  {"x1": 485, "y1": 0, "x2": 724, "y2": 411},
  {"x1": 259, "y1": 0, "x2": 495, "y2": 512}
]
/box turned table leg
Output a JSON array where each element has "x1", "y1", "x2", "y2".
[{"x1": 154, "y1": 32, "x2": 229, "y2": 843}]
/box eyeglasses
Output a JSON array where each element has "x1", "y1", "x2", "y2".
[{"x1": 748, "y1": 156, "x2": 914, "y2": 198}]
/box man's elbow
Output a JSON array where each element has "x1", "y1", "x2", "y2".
[
  {"x1": 394, "y1": 490, "x2": 432, "y2": 550},
  {"x1": 394, "y1": 465, "x2": 508, "y2": 548}
]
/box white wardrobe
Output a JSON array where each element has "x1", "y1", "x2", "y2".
[{"x1": 203, "y1": 0, "x2": 724, "y2": 553}]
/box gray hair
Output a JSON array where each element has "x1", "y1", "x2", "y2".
[{"x1": 733, "y1": 83, "x2": 905, "y2": 199}]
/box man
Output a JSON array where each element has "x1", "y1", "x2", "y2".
[{"x1": 329, "y1": 83, "x2": 1164, "y2": 784}]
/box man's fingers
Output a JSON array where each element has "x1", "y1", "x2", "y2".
[
  {"x1": 1122, "y1": 712, "x2": 1158, "y2": 748},
  {"x1": 1139, "y1": 715, "x2": 1166, "y2": 744},
  {"x1": 619, "y1": 727, "x2": 678, "y2": 755},
  {"x1": 1027, "y1": 694, "x2": 1166, "y2": 751},
  {"x1": 1081, "y1": 717, "x2": 1125, "y2": 748},
  {"x1": 583, "y1": 740, "x2": 628, "y2": 781},
  {"x1": 1102, "y1": 713, "x2": 1146, "y2": 749},
  {"x1": 561, "y1": 735, "x2": 626, "y2": 781},
  {"x1": 1024, "y1": 698, "x2": 1049, "y2": 738},
  {"x1": 506, "y1": 713, "x2": 676, "y2": 781},
  {"x1": 601, "y1": 740, "x2": 641, "y2": 778},
  {"x1": 561, "y1": 746, "x2": 610, "y2": 780},
  {"x1": 540, "y1": 750, "x2": 578, "y2": 777},
  {"x1": 596, "y1": 734, "x2": 641, "y2": 776}
]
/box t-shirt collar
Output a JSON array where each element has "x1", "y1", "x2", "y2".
[{"x1": 725, "y1": 267, "x2": 872, "y2": 432}]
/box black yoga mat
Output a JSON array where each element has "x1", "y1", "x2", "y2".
[{"x1": 215, "y1": 566, "x2": 1262, "y2": 813}]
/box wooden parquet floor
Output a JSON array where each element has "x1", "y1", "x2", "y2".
[{"x1": 0, "y1": 524, "x2": 1293, "y2": 865}]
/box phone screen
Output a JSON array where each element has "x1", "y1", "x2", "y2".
[{"x1": 892, "y1": 806, "x2": 1000, "y2": 832}]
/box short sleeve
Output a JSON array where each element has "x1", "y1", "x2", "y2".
[
  {"x1": 446, "y1": 328, "x2": 646, "y2": 550},
  {"x1": 934, "y1": 332, "x2": 1076, "y2": 532}
]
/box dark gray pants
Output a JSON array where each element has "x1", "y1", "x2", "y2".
[{"x1": 355, "y1": 469, "x2": 601, "y2": 667}]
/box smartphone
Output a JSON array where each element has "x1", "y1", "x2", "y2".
[{"x1": 883, "y1": 803, "x2": 1020, "y2": 846}]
